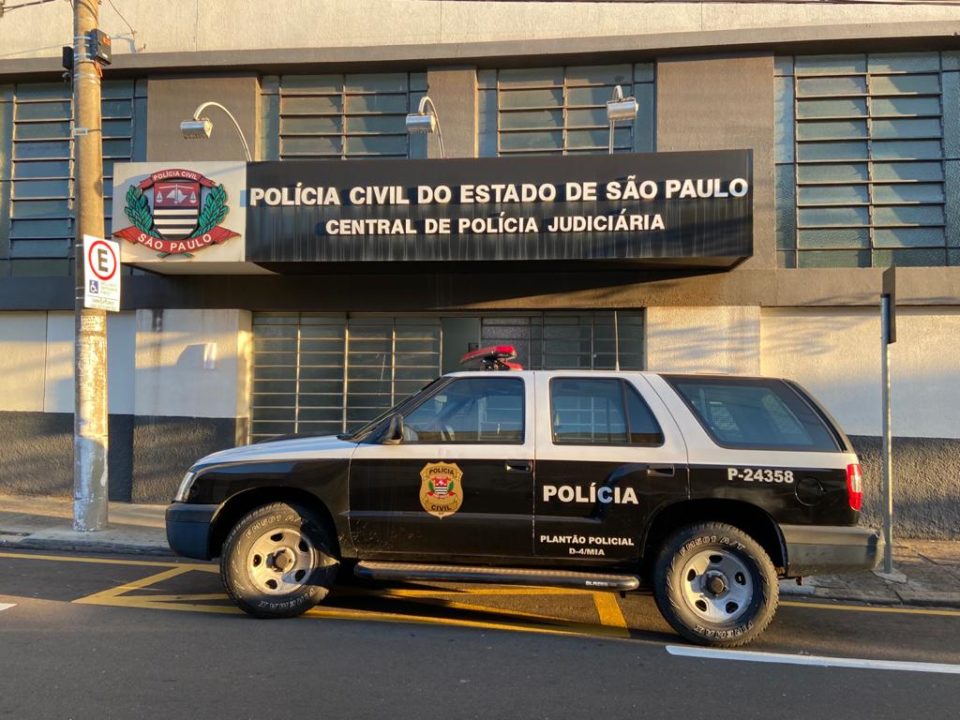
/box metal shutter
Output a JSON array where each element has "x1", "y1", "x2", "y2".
[
  {"x1": 776, "y1": 52, "x2": 954, "y2": 267},
  {"x1": 7, "y1": 80, "x2": 143, "y2": 272}
]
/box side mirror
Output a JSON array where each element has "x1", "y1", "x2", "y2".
[{"x1": 382, "y1": 415, "x2": 404, "y2": 445}]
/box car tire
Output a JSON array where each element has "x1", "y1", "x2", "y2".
[
  {"x1": 653, "y1": 522, "x2": 778, "y2": 647},
  {"x1": 221, "y1": 501, "x2": 339, "y2": 618}
]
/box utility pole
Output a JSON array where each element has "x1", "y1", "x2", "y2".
[{"x1": 73, "y1": 0, "x2": 108, "y2": 531}]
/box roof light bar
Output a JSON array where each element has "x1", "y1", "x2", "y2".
[{"x1": 459, "y1": 345, "x2": 523, "y2": 371}]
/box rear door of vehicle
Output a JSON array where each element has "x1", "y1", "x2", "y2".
[
  {"x1": 533, "y1": 372, "x2": 688, "y2": 566},
  {"x1": 349, "y1": 374, "x2": 536, "y2": 561}
]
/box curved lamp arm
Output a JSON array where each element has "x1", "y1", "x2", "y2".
[
  {"x1": 417, "y1": 96, "x2": 445, "y2": 159},
  {"x1": 191, "y1": 101, "x2": 253, "y2": 161}
]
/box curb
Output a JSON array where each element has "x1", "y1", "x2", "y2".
[
  {"x1": 0, "y1": 536, "x2": 174, "y2": 558},
  {"x1": 780, "y1": 582, "x2": 960, "y2": 609}
]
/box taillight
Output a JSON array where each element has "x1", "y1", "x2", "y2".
[{"x1": 846, "y1": 463, "x2": 863, "y2": 511}]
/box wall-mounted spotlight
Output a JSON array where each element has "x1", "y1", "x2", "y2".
[
  {"x1": 179, "y1": 101, "x2": 252, "y2": 161},
  {"x1": 605, "y1": 85, "x2": 639, "y2": 154},
  {"x1": 405, "y1": 95, "x2": 445, "y2": 158}
]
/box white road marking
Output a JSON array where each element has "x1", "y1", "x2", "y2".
[
  {"x1": 0, "y1": 603, "x2": 16, "y2": 612},
  {"x1": 665, "y1": 645, "x2": 960, "y2": 675}
]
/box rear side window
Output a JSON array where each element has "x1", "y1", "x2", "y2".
[
  {"x1": 550, "y1": 377, "x2": 664, "y2": 446},
  {"x1": 665, "y1": 376, "x2": 840, "y2": 452}
]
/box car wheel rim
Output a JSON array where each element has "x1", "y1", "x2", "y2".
[
  {"x1": 679, "y1": 548, "x2": 754, "y2": 624},
  {"x1": 247, "y1": 527, "x2": 316, "y2": 595}
]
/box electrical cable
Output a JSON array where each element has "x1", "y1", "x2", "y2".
[
  {"x1": 104, "y1": 0, "x2": 137, "y2": 46},
  {"x1": 416, "y1": 1, "x2": 960, "y2": 6},
  {"x1": 1, "y1": 0, "x2": 62, "y2": 13}
]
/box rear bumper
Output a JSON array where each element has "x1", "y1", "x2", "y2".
[
  {"x1": 781, "y1": 524, "x2": 881, "y2": 577},
  {"x1": 165, "y1": 502, "x2": 218, "y2": 560}
]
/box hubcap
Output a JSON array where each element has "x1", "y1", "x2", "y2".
[
  {"x1": 247, "y1": 528, "x2": 316, "y2": 595},
  {"x1": 680, "y1": 548, "x2": 753, "y2": 624}
]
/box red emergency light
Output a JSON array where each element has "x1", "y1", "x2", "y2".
[{"x1": 459, "y1": 345, "x2": 523, "y2": 371}]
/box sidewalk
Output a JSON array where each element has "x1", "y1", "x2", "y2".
[
  {"x1": 1, "y1": 493, "x2": 959, "y2": 608},
  {"x1": 0, "y1": 493, "x2": 170, "y2": 556}
]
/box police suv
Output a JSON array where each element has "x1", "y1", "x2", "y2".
[{"x1": 167, "y1": 346, "x2": 879, "y2": 647}]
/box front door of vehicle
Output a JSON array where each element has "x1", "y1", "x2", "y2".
[
  {"x1": 349, "y1": 375, "x2": 535, "y2": 562},
  {"x1": 534, "y1": 374, "x2": 688, "y2": 566}
]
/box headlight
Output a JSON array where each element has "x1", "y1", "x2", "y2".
[{"x1": 173, "y1": 470, "x2": 197, "y2": 503}]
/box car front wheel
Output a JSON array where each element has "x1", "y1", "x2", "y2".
[
  {"x1": 653, "y1": 522, "x2": 778, "y2": 647},
  {"x1": 221, "y1": 501, "x2": 339, "y2": 618}
]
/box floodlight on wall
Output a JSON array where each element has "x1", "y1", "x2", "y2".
[
  {"x1": 605, "y1": 85, "x2": 639, "y2": 155},
  {"x1": 405, "y1": 95, "x2": 445, "y2": 158},
  {"x1": 179, "y1": 101, "x2": 252, "y2": 162},
  {"x1": 180, "y1": 118, "x2": 213, "y2": 139}
]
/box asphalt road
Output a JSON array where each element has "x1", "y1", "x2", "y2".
[{"x1": 0, "y1": 549, "x2": 958, "y2": 720}]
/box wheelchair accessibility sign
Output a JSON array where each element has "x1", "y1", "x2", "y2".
[{"x1": 83, "y1": 235, "x2": 121, "y2": 312}]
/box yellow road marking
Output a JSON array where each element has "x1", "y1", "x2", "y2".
[
  {"x1": 782, "y1": 600, "x2": 960, "y2": 618},
  {"x1": 128, "y1": 593, "x2": 228, "y2": 602},
  {"x1": 0, "y1": 549, "x2": 212, "y2": 570},
  {"x1": 303, "y1": 604, "x2": 629, "y2": 639},
  {"x1": 592, "y1": 592, "x2": 630, "y2": 636},
  {"x1": 69, "y1": 563, "x2": 630, "y2": 638},
  {"x1": 74, "y1": 566, "x2": 196, "y2": 605},
  {"x1": 81, "y1": 596, "x2": 244, "y2": 615},
  {"x1": 395, "y1": 595, "x2": 597, "y2": 627},
  {"x1": 73, "y1": 566, "x2": 239, "y2": 614},
  {"x1": 10, "y1": 549, "x2": 955, "y2": 626}
]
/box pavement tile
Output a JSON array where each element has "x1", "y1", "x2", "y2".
[
  {"x1": 895, "y1": 587, "x2": 960, "y2": 607},
  {"x1": 812, "y1": 588, "x2": 904, "y2": 604}
]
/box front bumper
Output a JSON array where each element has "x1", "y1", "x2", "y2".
[
  {"x1": 781, "y1": 524, "x2": 881, "y2": 577},
  {"x1": 165, "y1": 502, "x2": 218, "y2": 560}
]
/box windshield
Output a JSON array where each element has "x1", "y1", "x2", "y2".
[{"x1": 340, "y1": 378, "x2": 444, "y2": 443}]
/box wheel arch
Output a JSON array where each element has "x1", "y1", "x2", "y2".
[
  {"x1": 640, "y1": 499, "x2": 787, "y2": 577},
  {"x1": 208, "y1": 486, "x2": 341, "y2": 560}
]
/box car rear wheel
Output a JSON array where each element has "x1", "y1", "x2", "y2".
[
  {"x1": 221, "y1": 501, "x2": 339, "y2": 618},
  {"x1": 653, "y1": 522, "x2": 778, "y2": 647}
]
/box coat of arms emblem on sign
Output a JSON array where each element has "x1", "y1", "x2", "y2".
[{"x1": 113, "y1": 168, "x2": 239, "y2": 258}]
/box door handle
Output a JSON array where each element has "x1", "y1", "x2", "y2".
[
  {"x1": 647, "y1": 464, "x2": 675, "y2": 478},
  {"x1": 505, "y1": 461, "x2": 532, "y2": 473}
]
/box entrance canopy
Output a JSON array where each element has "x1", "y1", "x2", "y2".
[{"x1": 111, "y1": 151, "x2": 753, "y2": 274}]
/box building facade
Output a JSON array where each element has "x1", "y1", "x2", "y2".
[{"x1": 0, "y1": 1, "x2": 958, "y2": 538}]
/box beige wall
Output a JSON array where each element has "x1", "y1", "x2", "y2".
[
  {"x1": 0, "y1": 312, "x2": 47, "y2": 412},
  {"x1": 146, "y1": 76, "x2": 260, "y2": 162},
  {"x1": 134, "y1": 309, "x2": 251, "y2": 420},
  {"x1": 425, "y1": 68, "x2": 477, "y2": 159},
  {"x1": 0, "y1": 312, "x2": 135, "y2": 414},
  {"x1": 4, "y1": 2, "x2": 960, "y2": 61},
  {"x1": 645, "y1": 306, "x2": 761, "y2": 375},
  {"x1": 0, "y1": 309, "x2": 252, "y2": 421},
  {"x1": 761, "y1": 307, "x2": 960, "y2": 439}
]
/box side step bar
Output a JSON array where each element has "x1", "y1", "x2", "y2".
[{"x1": 354, "y1": 561, "x2": 640, "y2": 591}]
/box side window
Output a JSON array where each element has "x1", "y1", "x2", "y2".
[
  {"x1": 402, "y1": 377, "x2": 524, "y2": 444},
  {"x1": 665, "y1": 377, "x2": 840, "y2": 452},
  {"x1": 625, "y1": 384, "x2": 666, "y2": 445},
  {"x1": 551, "y1": 378, "x2": 663, "y2": 446}
]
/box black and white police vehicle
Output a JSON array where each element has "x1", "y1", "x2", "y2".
[{"x1": 167, "y1": 346, "x2": 879, "y2": 647}]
